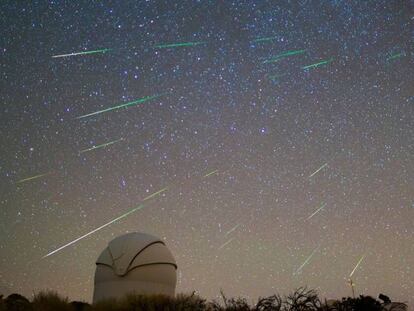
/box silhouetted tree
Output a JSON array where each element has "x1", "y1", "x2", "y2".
[
  {"x1": 254, "y1": 294, "x2": 282, "y2": 311},
  {"x1": 284, "y1": 287, "x2": 322, "y2": 311},
  {"x1": 332, "y1": 295, "x2": 382, "y2": 311},
  {"x1": 70, "y1": 301, "x2": 92, "y2": 311},
  {"x1": 0, "y1": 295, "x2": 6, "y2": 311},
  {"x1": 4, "y1": 294, "x2": 31, "y2": 311}
]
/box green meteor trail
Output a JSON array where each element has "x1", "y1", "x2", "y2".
[
  {"x1": 263, "y1": 49, "x2": 306, "y2": 64},
  {"x1": 76, "y1": 94, "x2": 164, "y2": 119},
  {"x1": 204, "y1": 169, "x2": 219, "y2": 178},
  {"x1": 80, "y1": 138, "x2": 124, "y2": 153},
  {"x1": 43, "y1": 204, "x2": 145, "y2": 258},
  {"x1": 308, "y1": 163, "x2": 328, "y2": 178},
  {"x1": 52, "y1": 48, "x2": 111, "y2": 58},
  {"x1": 294, "y1": 245, "x2": 320, "y2": 275},
  {"x1": 306, "y1": 202, "x2": 327, "y2": 220},
  {"x1": 16, "y1": 172, "x2": 51, "y2": 184},
  {"x1": 302, "y1": 58, "x2": 333, "y2": 70},
  {"x1": 252, "y1": 36, "x2": 276, "y2": 43},
  {"x1": 268, "y1": 73, "x2": 286, "y2": 81},
  {"x1": 387, "y1": 52, "x2": 405, "y2": 61},
  {"x1": 143, "y1": 187, "x2": 168, "y2": 201},
  {"x1": 349, "y1": 255, "x2": 366, "y2": 278},
  {"x1": 154, "y1": 41, "x2": 207, "y2": 49}
]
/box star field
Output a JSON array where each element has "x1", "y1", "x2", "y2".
[{"x1": 0, "y1": 0, "x2": 413, "y2": 304}]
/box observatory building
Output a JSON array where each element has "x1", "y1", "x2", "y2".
[{"x1": 93, "y1": 232, "x2": 177, "y2": 303}]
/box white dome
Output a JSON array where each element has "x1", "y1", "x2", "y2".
[{"x1": 93, "y1": 232, "x2": 177, "y2": 303}]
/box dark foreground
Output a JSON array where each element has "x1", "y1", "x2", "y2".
[{"x1": 0, "y1": 288, "x2": 407, "y2": 311}]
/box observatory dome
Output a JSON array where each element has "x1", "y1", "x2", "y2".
[{"x1": 92, "y1": 232, "x2": 177, "y2": 303}]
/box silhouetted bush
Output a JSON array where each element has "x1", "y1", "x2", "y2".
[
  {"x1": 4, "y1": 294, "x2": 31, "y2": 311},
  {"x1": 330, "y1": 295, "x2": 383, "y2": 311},
  {"x1": 70, "y1": 301, "x2": 92, "y2": 311},
  {"x1": 93, "y1": 293, "x2": 207, "y2": 311},
  {"x1": 284, "y1": 287, "x2": 322, "y2": 311},
  {"x1": 210, "y1": 290, "x2": 251, "y2": 311},
  {"x1": 0, "y1": 289, "x2": 406, "y2": 311},
  {"x1": 254, "y1": 294, "x2": 282, "y2": 311},
  {"x1": 31, "y1": 291, "x2": 73, "y2": 311}
]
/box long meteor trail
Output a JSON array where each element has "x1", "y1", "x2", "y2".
[
  {"x1": 76, "y1": 94, "x2": 164, "y2": 119},
  {"x1": 302, "y1": 58, "x2": 333, "y2": 70},
  {"x1": 52, "y1": 48, "x2": 111, "y2": 58},
  {"x1": 294, "y1": 245, "x2": 320, "y2": 275},
  {"x1": 263, "y1": 49, "x2": 306, "y2": 64},
  {"x1": 16, "y1": 172, "x2": 51, "y2": 184},
  {"x1": 349, "y1": 255, "x2": 366, "y2": 278},
  {"x1": 143, "y1": 187, "x2": 168, "y2": 201},
  {"x1": 43, "y1": 204, "x2": 145, "y2": 258},
  {"x1": 306, "y1": 202, "x2": 327, "y2": 220},
  {"x1": 154, "y1": 41, "x2": 206, "y2": 49},
  {"x1": 80, "y1": 138, "x2": 124, "y2": 153},
  {"x1": 308, "y1": 163, "x2": 328, "y2": 178}
]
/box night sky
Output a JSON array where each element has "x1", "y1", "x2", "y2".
[{"x1": 1, "y1": 0, "x2": 413, "y2": 304}]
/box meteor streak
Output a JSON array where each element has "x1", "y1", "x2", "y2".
[
  {"x1": 306, "y1": 202, "x2": 327, "y2": 220},
  {"x1": 263, "y1": 49, "x2": 306, "y2": 64},
  {"x1": 76, "y1": 94, "x2": 164, "y2": 119},
  {"x1": 253, "y1": 36, "x2": 276, "y2": 43},
  {"x1": 80, "y1": 138, "x2": 124, "y2": 153},
  {"x1": 294, "y1": 245, "x2": 320, "y2": 275},
  {"x1": 225, "y1": 223, "x2": 240, "y2": 235},
  {"x1": 387, "y1": 52, "x2": 405, "y2": 61},
  {"x1": 349, "y1": 255, "x2": 366, "y2": 278},
  {"x1": 16, "y1": 172, "x2": 51, "y2": 184},
  {"x1": 154, "y1": 41, "x2": 206, "y2": 49},
  {"x1": 204, "y1": 169, "x2": 219, "y2": 178},
  {"x1": 143, "y1": 187, "x2": 168, "y2": 201},
  {"x1": 52, "y1": 48, "x2": 111, "y2": 58},
  {"x1": 43, "y1": 204, "x2": 145, "y2": 258},
  {"x1": 268, "y1": 73, "x2": 286, "y2": 81},
  {"x1": 218, "y1": 238, "x2": 234, "y2": 250},
  {"x1": 302, "y1": 58, "x2": 333, "y2": 70},
  {"x1": 308, "y1": 163, "x2": 328, "y2": 178}
]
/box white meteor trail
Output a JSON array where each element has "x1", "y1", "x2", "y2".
[
  {"x1": 294, "y1": 245, "x2": 320, "y2": 275},
  {"x1": 349, "y1": 254, "x2": 366, "y2": 278},
  {"x1": 204, "y1": 169, "x2": 219, "y2": 178},
  {"x1": 225, "y1": 223, "x2": 241, "y2": 235},
  {"x1": 308, "y1": 163, "x2": 328, "y2": 178},
  {"x1": 143, "y1": 187, "x2": 168, "y2": 201},
  {"x1": 52, "y1": 48, "x2": 111, "y2": 58},
  {"x1": 218, "y1": 238, "x2": 234, "y2": 250},
  {"x1": 306, "y1": 202, "x2": 327, "y2": 220},
  {"x1": 42, "y1": 204, "x2": 145, "y2": 258}
]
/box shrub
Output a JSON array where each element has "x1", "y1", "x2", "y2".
[
  {"x1": 0, "y1": 289, "x2": 404, "y2": 311},
  {"x1": 4, "y1": 294, "x2": 31, "y2": 311},
  {"x1": 254, "y1": 295, "x2": 282, "y2": 311},
  {"x1": 31, "y1": 291, "x2": 73, "y2": 311}
]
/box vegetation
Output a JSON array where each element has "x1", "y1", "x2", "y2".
[{"x1": 0, "y1": 288, "x2": 407, "y2": 311}]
